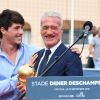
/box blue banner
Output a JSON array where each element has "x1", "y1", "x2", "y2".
[{"x1": 26, "y1": 76, "x2": 100, "y2": 100}]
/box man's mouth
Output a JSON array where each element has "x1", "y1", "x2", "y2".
[
  {"x1": 45, "y1": 35, "x2": 55, "y2": 40},
  {"x1": 17, "y1": 36, "x2": 22, "y2": 40}
]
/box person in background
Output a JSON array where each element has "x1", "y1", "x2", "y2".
[
  {"x1": 90, "y1": 27, "x2": 100, "y2": 68},
  {"x1": 86, "y1": 26, "x2": 97, "y2": 68},
  {"x1": 17, "y1": 11, "x2": 83, "y2": 98},
  {"x1": 0, "y1": 9, "x2": 38, "y2": 99}
]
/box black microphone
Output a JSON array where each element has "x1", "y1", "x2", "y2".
[
  {"x1": 83, "y1": 21, "x2": 93, "y2": 31},
  {"x1": 39, "y1": 21, "x2": 93, "y2": 76},
  {"x1": 80, "y1": 21, "x2": 93, "y2": 38}
]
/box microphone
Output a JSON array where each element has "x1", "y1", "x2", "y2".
[
  {"x1": 80, "y1": 21, "x2": 93, "y2": 38},
  {"x1": 83, "y1": 21, "x2": 93, "y2": 31},
  {"x1": 39, "y1": 21, "x2": 93, "y2": 76}
]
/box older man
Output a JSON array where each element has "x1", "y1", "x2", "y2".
[{"x1": 34, "y1": 11, "x2": 83, "y2": 76}]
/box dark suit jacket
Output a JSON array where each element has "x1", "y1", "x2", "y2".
[{"x1": 34, "y1": 43, "x2": 83, "y2": 76}]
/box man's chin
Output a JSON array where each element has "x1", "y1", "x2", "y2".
[
  {"x1": 45, "y1": 43, "x2": 55, "y2": 48},
  {"x1": 16, "y1": 41, "x2": 21, "y2": 45}
]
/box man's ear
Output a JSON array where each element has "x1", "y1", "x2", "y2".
[{"x1": 0, "y1": 27, "x2": 6, "y2": 35}]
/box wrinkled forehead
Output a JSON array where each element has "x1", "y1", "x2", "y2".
[{"x1": 41, "y1": 16, "x2": 61, "y2": 26}]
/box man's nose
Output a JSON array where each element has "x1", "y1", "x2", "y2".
[
  {"x1": 46, "y1": 29, "x2": 53, "y2": 34},
  {"x1": 18, "y1": 29, "x2": 23, "y2": 34}
]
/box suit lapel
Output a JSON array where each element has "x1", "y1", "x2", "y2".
[
  {"x1": 47, "y1": 43, "x2": 67, "y2": 68},
  {"x1": 34, "y1": 43, "x2": 68, "y2": 75}
]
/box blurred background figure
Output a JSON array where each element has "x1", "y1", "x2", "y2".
[
  {"x1": 89, "y1": 27, "x2": 100, "y2": 68},
  {"x1": 86, "y1": 26, "x2": 97, "y2": 68}
]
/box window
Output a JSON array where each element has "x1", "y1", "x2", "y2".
[
  {"x1": 62, "y1": 20, "x2": 88, "y2": 44},
  {"x1": 62, "y1": 28, "x2": 70, "y2": 44},
  {"x1": 22, "y1": 22, "x2": 31, "y2": 44}
]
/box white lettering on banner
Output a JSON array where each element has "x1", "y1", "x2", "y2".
[
  {"x1": 49, "y1": 80, "x2": 100, "y2": 86},
  {"x1": 69, "y1": 80, "x2": 100, "y2": 85},
  {"x1": 32, "y1": 81, "x2": 48, "y2": 86},
  {"x1": 50, "y1": 81, "x2": 68, "y2": 86}
]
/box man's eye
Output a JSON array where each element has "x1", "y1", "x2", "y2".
[
  {"x1": 42, "y1": 26, "x2": 49, "y2": 30},
  {"x1": 42, "y1": 26, "x2": 58, "y2": 30},
  {"x1": 14, "y1": 26, "x2": 19, "y2": 29},
  {"x1": 51, "y1": 26, "x2": 58, "y2": 30}
]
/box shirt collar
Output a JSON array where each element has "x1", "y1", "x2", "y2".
[{"x1": 45, "y1": 40, "x2": 62, "y2": 54}]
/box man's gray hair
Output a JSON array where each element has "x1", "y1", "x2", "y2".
[{"x1": 41, "y1": 11, "x2": 63, "y2": 28}]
